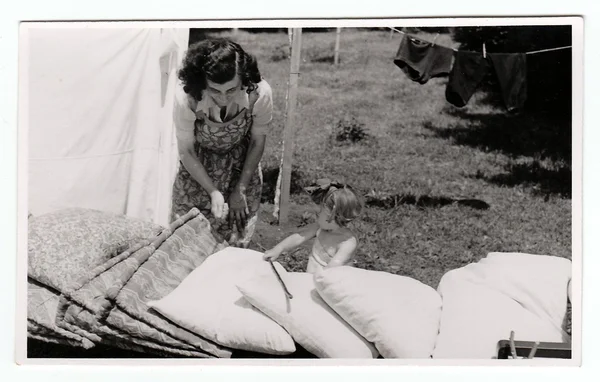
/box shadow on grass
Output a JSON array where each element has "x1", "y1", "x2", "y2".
[
  {"x1": 470, "y1": 162, "x2": 572, "y2": 199},
  {"x1": 365, "y1": 193, "x2": 491, "y2": 210},
  {"x1": 424, "y1": 107, "x2": 572, "y2": 199},
  {"x1": 424, "y1": 108, "x2": 571, "y2": 162}
]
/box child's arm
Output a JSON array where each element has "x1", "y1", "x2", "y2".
[
  {"x1": 263, "y1": 223, "x2": 319, "y2": 261},
  {"x1": 326, "y1": 236, "x2": 358, "y2": 268}
]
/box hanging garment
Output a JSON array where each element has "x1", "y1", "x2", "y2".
[
  {"x1": 393, "y1": 35, "x2": 454, "y2": 84},
  {"x1": 488, "y1": 53, "x2": 528, "y2": 112},
  {"x1": 446, "y1": 51, "x2": 528, "y2": 111},
  {"x1": 445, "y1": 51, "x2": 490, "y2": 107},
  {"x1": 524, "y1": 47, "x2": 571, "y2": 113}
]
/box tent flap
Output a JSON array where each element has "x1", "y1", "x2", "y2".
[{"x1": 28, "y1": 27, "x2": 189, "y2": 226}]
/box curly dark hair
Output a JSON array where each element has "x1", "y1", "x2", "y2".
[{"x1": 178, "y1": 38, "x2": 262, "y2": 101}]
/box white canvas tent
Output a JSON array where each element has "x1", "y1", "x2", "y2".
[{"x1": 27, "y1": 27, "x2": 189, "y2": 226}]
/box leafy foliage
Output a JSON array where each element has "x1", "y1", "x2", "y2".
[{"x1": 334, "y1": 116, "x2": 369, "y2": 143}]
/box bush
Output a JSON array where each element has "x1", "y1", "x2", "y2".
[{"x1": 334, "y1": 117, "x2": 369, "y2": 143}]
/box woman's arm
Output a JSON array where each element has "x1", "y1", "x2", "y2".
[
  {"x1": 229, "y1": 131, "x2": 267, "y2": 230},
  {"x1": 177, "y1": 137, "x2": 224, "y2": 218},
  {"x1": 326, "y1": 236, "x2": 358, "y2": 268},
  {"x1": 237, "y1": 133, "x2": 266, "y2": 191},
  {"x1": 263, "y1": 223, "x2": 319, "y2": 260},
  {"x1": 178, "y1": 139, "x2": 216, "y2": 194},
  {"x1": 174, "y1": 87, "x2": 225, "y2": 216},
  {"x1": 230, "y1": 81, "x2": 273, "y2": 230}
]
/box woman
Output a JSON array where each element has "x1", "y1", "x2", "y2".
[{"x1": 171, "y1": 38, "x2": 273, "y2": 247}]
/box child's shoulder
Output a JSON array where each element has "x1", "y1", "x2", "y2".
[
  {"x1": 342, "y1": 226, "x2": 357, "y2": 236},
  {"x1": 335, "y1": 227, "x2": 358, "y2": 242},
  {"x1": 298, "y1": 222, "x2": 320, "y2": 236}
]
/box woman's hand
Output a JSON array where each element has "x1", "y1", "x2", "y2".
[
  {"x1": 263, "y1": 247, "x2": 282, "y2": 262},
  {"x1": 228, "y1": 185, "x2": 249, "y2": 232},
  {"x1": 210, "y1": 190, "x2": 226, "y2": 219}
]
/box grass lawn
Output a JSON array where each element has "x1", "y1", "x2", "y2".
[{"x1": 210, "y1": 28, "x2": 571, "y2": 290}]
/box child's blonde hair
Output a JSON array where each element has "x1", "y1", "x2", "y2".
[{"x1": 322, "y1": 185, "x2": 363, "y2": 226}]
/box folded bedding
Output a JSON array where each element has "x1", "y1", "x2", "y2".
[
  {"x1": 27, "y1": 320, "x2": 91, "y2": 349},
  {"x1": 94, "y1": 320, "x2": 211, "y2": 358},
  {"x1": 27, "y1": 207, "x2": 232, "y2": 358},
  {"x1": 27, "y1": 332, "x2": 90, "y2": 349},
  {"x1": 27, "y1": 208, "x2": 164, "y2": 346},
  {"x1": 27, "y1": 280, "x2": 94, "y2": 349},
  {"x1": 106, "y1": 210, "x2": 232, "y2": 357},
  {"x1": 53, "y1": 239, "x2": 162, "y2": 340},
  {"x1": 28, "y1": 208, "x2": 165, "y2": 294}
]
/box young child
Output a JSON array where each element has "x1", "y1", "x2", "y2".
[{"x1": 263, "y1": 180, "x2": 363, "y2": 274}]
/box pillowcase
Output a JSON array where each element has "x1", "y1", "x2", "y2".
[
  {"x1": 463, "y1": 252, "x2": 572, "y2": 331},
  {"x1": 28, "y1": 208, "x2": 164, "y2": 292},
  {"x1": 237, "y1": 269, "x2": 379, "y2": 359},
  {"x1": 314, "y1": 266, "x2": 443, "y2": 358},
  {"x1": 147, "y1": 247, "x2": 296, "y2": 355},
  {"x1": 432, "y1": 252, "x2": 571, "y2": 359}
]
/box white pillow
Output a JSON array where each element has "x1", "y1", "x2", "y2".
[
  {"x1": 468, "y1": 252, "x2": 572, "y2": 330},
  {"x1": 432, "y1": 252, "x2": 571, "y2": 359},
  {"x1": 314, "y1": 266, "x2": 442, "y2": 358},
  {"x1": 147, "y1": 247, "x2": 296, "y2": 355},
  {"x1": 237, "y1": 268, "x2": 379, "y2": 359}
]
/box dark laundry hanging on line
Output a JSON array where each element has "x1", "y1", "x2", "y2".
[
  {"x1": 445, "y1": 51, "x2": 490, "y2": 108},
  {"x1": 488, "y1": 53, "x2": 528, "y2": 112},
  {"x1": 445, "y1": 50, "x2": 528, "y2": 111},
  {"x1": 393, "y1": 34, "x2": 454, "y2": 84}
]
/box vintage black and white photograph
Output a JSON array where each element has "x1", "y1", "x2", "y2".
[{"x1": 17, "y1": 17, "x2": 582, "y2": 365}]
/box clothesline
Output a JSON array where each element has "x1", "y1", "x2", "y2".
[
  {"x1": 388, "y1": 27, "x2": 572, "y2": 55},
  {"x1": 525, "y1": 46, "x2": 572, "y2": 55}
]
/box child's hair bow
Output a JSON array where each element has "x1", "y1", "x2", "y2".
[{"x1": 304, "y1": 178, "x2": 350, "y2": 204}]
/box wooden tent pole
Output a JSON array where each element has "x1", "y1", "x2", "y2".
[
  {"x1": 334, "y1": 27, "x2": 341, "y2": 65},
  {"x1": 277, "y1": 28, "x2": 302, "y2": 224}
]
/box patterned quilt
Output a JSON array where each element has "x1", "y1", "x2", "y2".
[{"x1": 27, "y1": 208, "x2": 232, "y2": 358}]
